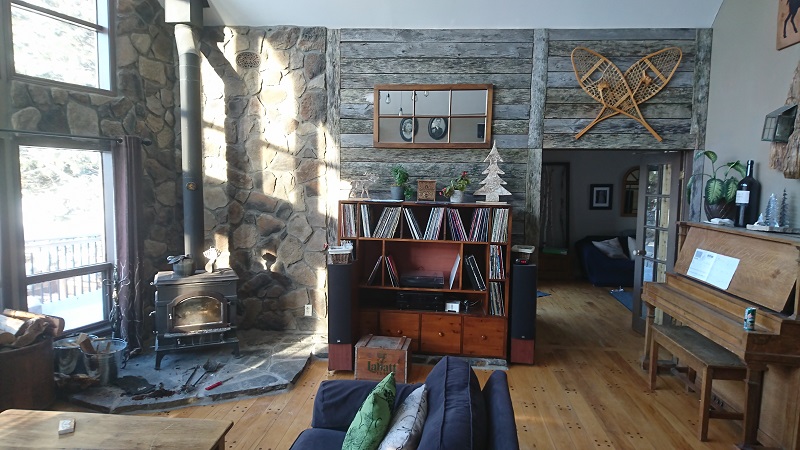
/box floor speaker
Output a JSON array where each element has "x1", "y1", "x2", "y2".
[
  {"x1": 327, "y1": 263, "x2": 354, "y2": 370},
  {"x1": 510, "y1": 263, "x2": 537, "y2": 364}
]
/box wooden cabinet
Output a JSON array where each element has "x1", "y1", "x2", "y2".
[{"x1": 338, "y1": 200, "x2": 511, "y2": 359}]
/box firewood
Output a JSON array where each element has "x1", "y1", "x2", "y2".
[
  {"x1": 0, "y1": 314, "x2": 25, "y2": 336},
  {"x1": 2, "y1": 309, "x2": 65, "y2": 337},
  {"x1": 12, "y1": 318, "x2": 48, "y2": 348},
  {"x1": 0, "y1": 332, "x2": 14, "y2": 346},
  {"x1": 76, "y1": 333, "x2": 96, "y2": 354}
]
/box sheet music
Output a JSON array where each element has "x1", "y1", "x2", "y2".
[{"x1": 686, "y1": 248, "x2": 739, "y2": 290}]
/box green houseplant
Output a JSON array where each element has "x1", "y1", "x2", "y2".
[
  {"x1": 687, "y1": 150, "x2": 745, "y2": 220},
  {"x1": 441, "y1": 171, "x2": 470, "y2": 202},
  {"x1": 390, "y1": 164, "x2": 410, "y2": 200}
]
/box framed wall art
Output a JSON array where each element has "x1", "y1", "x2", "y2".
[
  {"x1": 777, "y1": 0, "x2": 800, "y2": 50},
  {"x1": 590, "y1": 184, "x2": 613, "y2": 210}
]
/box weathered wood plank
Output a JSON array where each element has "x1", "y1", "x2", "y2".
[
  {"x1": 341, "y1": 103, "x2": 373, "y2": 120},
  {"x1": 340, "y1": 146, "x2": 529, "y2": 163},
  {"x1": 548, "y1": 40, "x2": 696, "y2": 57},
  {"x1": 341, "y1": 88, "x2": 532, "y2": 105},
  {"x1": 548, "y1": 56, "x2": 695, "y2": 73},
  {"x1": 548, "y1": 28, "x2": 698, "y2": 41},
  {"x1": 326, "y1": 28, "x2": 342, "y2": 244},
  {"x1": 543, "y1": 133, "x2": 695, "y2": 150},
  {"x1": 494, "y1": 104, "x2": 530, "y2": 120},
  {"x1": 545, "y1": 103, "x2": 693, "y2": 120},
  {"x1": 543, "y1": 118, "x2": 691, "y2": 135},
  {"x1": 341, "y1": 88, "x2": 373, "y2": 104},
  {"x1": 340, "y1": 133, "x2": 528, "y2": 149},
  {"x1": 341, "y1": 42, "x2": 533, "y2": 59},
  {"x1": 339, "y1": 117, "x2": 529, "y2": 135},
  {"x1": 689, "y1": 28, "x2": 713, "y2": 222},
  {"x1": 340, "y1": 28, "x2": 535, "y2": 43},
  {"x1": 547, "y1": 70, "x2": 694, "y2": 89},
  {"x1": 341, "y1": 119, "x2": 372, "y2": 134},
  {"x1": 341, "y1": 57, "x2": 533, "y2": 74},
  {"x1": 341, "y1": 164, "x2": 528, "y2": 192},
  {"x1": 527, "y1": 28, "x2": 548, "y2": 248},
  {"x1": 342, "y1": 73, "x2": 532, "y2": 89},
  {"x1": 493, "y1": 119, "x2": 529, "y2": 135},
  {"x1": 546, "y1": 87, "x2": 693, "y2": 104}
]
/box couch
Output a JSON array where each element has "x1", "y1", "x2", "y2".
[
  {"x1": 289, "y1": 356, "x2": 519, "y2": 450},
  {"x1": 575, "y1": 235, "x2": 635, "y2": 287}
]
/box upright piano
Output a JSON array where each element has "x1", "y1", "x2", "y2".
[{"x1": 643, "y1": 221, "x2": 800, "y2": 449}]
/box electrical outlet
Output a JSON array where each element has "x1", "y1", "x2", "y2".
[{"x1": 304, "y1": 304, "x2": 313, "y2": 316}]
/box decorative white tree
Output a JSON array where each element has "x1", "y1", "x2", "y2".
[{"x1": 474, "y1": 141, "x2": 512, "y2": 203}]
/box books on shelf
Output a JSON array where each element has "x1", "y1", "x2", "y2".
[
  {"x1": 489, "y1": 282, "x2": 505, "y2": 316},
  {"x1": 341, "y1": 204, "x2": 357, "y2": 237},
  {"x1": 403, "y1": 208, "x2": 423, "y2": 240},
  {"x1": 367, "y1": 256, "x2": 383, "y2": 285},
  {"x1": 360, "y1": 204, "x2": 372, "y2": 237},
  {"x1": 373, "y1": 206, "x2": 402, "y2": 238},
  {"x1": 385, "y1": 254, "x2": 399, "y2": 287},
  {"x1": 468, "y1": 208, "x2": 490, "y2": 242},
  {"x1": 447, "y1": 208, "x2": 467, "y2": 241},
  {"x1": 491, "y1": 208, "x2": 509, "y2": 243},
  {"x1": 423, "y1": 207, "x2": 445, "y2": 240},
  {"x1": 449, "y1": 254, "x2": 461, "y2": 289},
  {"x1": 464, "y1": 254, "x2": 486, "y2": 291},
  {"x1": 489, "y1": 245, "x2": 505, "y2": 280}
]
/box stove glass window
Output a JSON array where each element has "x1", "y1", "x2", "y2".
[{"x1": 172, "y1": 295, "x2": 224, "y2": 330}]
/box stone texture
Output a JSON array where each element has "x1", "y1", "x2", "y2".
[{"x1": 11, "y1": 107, "x2": 41, "y2": 130}]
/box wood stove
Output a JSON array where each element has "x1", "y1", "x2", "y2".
[{"x1": 151, "y1": 269, "x2": 239, "y2": 369}]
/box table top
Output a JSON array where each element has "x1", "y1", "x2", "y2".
[{"x1": 0, "y1": 409, "x2": 233, "y2": 450}]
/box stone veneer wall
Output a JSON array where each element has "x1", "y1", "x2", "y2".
[
  {"x1": 8, "y1": 0, "x2": 183, "y2": 306},
  {"x1": 198, "y1": 26, "x2": 330, "y2": 333}
]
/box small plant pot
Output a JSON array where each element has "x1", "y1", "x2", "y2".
[
  {"x1": 390, "y1": 186, "x2": 405, "y2": 200},
  {"x1": 450, "y1": 190, "x2": 465, "y2": 203}
]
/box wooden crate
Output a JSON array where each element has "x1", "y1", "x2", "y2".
[{"x1": 354, "y1": 334, "x2": 411, "y2": 384}]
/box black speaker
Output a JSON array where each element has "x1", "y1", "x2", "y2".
[
  {"x1": 510, "y1": 264, "x2": 537, "y2": 340},
  {"x1": 327, "y1": 263, "x2": 353, "y2": 344}
]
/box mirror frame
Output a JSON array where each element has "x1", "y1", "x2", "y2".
[{"x1": 373, "y1": 83, "x2": 494, "y2": 148}]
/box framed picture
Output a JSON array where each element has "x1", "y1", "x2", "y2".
[
  {"x1": 590, "y1": 184, "x2": 613, "y2": 210},
  {"x1": 399, "y1": 118, "x2": 418, "y2": 142},
  {"x1": 777, "y1": 0, "x2": 800, "y2": 50},
  {"x1": 428, "y1": 117, "x2": 448, "y2": 140}
]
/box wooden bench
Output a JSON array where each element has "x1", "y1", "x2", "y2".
[{"x1": 648, "y1": 324, "x2": 748, "y2": 442}]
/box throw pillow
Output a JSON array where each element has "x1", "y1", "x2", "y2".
[
  {"x1": 378, "y1": 384, "x2": 428, "y2": 450},
  {"x1": 342, "y1": 372, "x2": 397, "y2": 450},
  {"x1": 627, "y1": 236, "x2": 637, "y2": 260},
  {"x1": 592, "y1": 237, "x2": 627, "y2": 259}
]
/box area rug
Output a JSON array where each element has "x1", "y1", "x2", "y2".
[{"x1": 609, "y1": 290, "x2": 633, "y2": 311}]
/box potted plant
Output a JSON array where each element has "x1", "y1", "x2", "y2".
[
  {"x1": 390, "y1": 164, "x2": 409, "y2": 200},
  {"x1": 441, "y1": 171, "x2": 470, "y2": 203},
  {"x1": 687, "y1": 150, "x2": 745, "y2": 220}
]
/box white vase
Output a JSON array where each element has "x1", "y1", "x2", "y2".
[{"x1": 450, "y1": 190, "x2": 464, "y2": 203}]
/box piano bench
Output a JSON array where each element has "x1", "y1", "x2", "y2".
[{"x1": 648, "y1": 324, "x2": 747, "y2": 442}]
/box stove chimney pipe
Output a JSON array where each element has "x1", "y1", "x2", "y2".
[{"x1": 167, "y1": 0, "x2": 205, "y2": 268}]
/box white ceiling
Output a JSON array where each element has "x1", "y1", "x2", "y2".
[{"x1": 202, "y1": 0, "x2": 724, "y2": 29}]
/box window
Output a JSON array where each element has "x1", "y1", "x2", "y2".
[
  {"x1": 9, "y1": 0, "x2": 112, "y2": 90},
  {"x1": 15, "y1": 143, "x2": 115, "y2": 330}
]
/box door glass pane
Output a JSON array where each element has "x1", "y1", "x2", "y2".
[
  {"x1": 11, "y1": 5, "x2": 99, "y2": 87},
  {"x1": 645, "y1": 197, "x2": 659, "y2": 226},
  {"x1": 646, "y1": 165, "x2": 661, "y2": 194},
  {"x1": 645, "y1": 228, "x2": 655, "y2": 257},
  {"x1": 643, "y1": 259, "x2": 655, "y2": 282},
  {"x1": 27, "y1": 273, "x2": 105, "y2": 329},
  {"x1": 21, "y1": 0, "x2": 97, "y2": 22}
]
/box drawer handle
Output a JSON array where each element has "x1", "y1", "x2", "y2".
[
  {"x1": 438, "y1": 332, "x2": 444, "y2": 337},
  {"x1": 481, "y1": 335, "x2": 487, "y2": 340}
]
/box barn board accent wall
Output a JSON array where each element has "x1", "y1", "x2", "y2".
[
  {"x1": 334, "y1": 28, "x2": 708, "y2": 244},
  {"x1": 337, "y1": 29, "x2": 534, "y2": 241}
]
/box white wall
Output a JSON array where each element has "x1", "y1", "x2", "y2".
[
  {"x1": 706, "y1": 0, "x2": 800, "y2": 225},
  {"x1": 543, "y1": 150, "x2": 639, "y2": 245}
]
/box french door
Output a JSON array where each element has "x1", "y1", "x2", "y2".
[{"x1": 630, "y1": 152, "x2": 682, "y2": 334}]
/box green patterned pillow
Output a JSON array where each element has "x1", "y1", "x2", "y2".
[{"x1": 342, "y1": 372, "x2": 397, "y2": 450}]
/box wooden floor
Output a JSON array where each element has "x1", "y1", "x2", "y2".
[{"x1": 66, "y1": 281, "x2": 743, "y2": 449}]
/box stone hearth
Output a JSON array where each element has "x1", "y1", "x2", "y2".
[{"x1": 65, "y1": 330, "x2": 326, "y2": 413}]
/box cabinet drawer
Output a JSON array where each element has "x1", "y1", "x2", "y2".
[
  {"x1": 379, "y1": 311, "x2": 420, "y2": 351},
  {"x1": 358, "y1": 310, "x2": 379, "y2": 338},
  {"x1": 420, "y1": 314, "x2": 462, "y2": 354},
  {"x1": 462, "y1": 316, "x2": 506, "y2": 358}
]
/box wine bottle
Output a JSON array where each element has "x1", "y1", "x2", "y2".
[{"x1": 735, "y1": 160, "x2": 760, "y2": 227}]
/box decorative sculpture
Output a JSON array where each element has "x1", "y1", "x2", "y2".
[
  {"x1": 474, "y1": 141, "x2": 512, "y2": 203},
  {"x1": 571, "y1": 46, "x2": 683, "y2": 142}
]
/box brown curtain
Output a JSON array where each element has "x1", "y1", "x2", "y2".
[{"x1": 113, "y1": 136, "x2": 144, "y2": 355}]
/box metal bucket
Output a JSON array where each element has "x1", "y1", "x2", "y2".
[
  {"x1": 53, "y1": 334, "x2": 97, "y2": 375},
  {"x1": 82, "y1": 338, "x2": 127, "y2": 385}
]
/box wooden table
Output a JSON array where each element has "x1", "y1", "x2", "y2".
[{"x1": 0, "y1": 409, "x2": 233, "y2": 449}]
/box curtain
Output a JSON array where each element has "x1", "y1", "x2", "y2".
[{"x1": 113, "y1": 136, "x2": 144, "y2": 355}]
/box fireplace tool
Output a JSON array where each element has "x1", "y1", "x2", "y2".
[
  {"x1": 191, "y1": 359, "x2": 223, "y2": 389},
  {"x1": 179, "y1": 365, "x2": 200, "y2": 393}
]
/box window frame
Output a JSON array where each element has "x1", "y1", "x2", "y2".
[
  {"x1": 4, "y1": 0, "x2": 115, "y2": 94},
  {"x1": 1, "y1": 136, "x2": 116, "y2": 334}
]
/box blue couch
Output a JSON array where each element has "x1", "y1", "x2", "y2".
[
  {"x1": 289, "y1": 356, "x2": 519, "y2": 450},
  {"x1": 575, "y1": 235, "x2": 635, "y2": 287}
]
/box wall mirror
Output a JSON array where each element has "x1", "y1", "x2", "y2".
[
  {"x1": 621, "y1": 167, "x2": 639, "y2": 217},
  {"x1": 540, "y1": 163, "x2": 570, "y2": 251},
  {"x1": 373, "y1": 83, "x2": 494, "y2": 148}
]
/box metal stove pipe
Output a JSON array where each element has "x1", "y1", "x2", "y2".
[{"x1": 174, "y1": 21, "x2": 204, "y2": 268}]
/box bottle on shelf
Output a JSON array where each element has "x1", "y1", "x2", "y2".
[{"x1": 735, "y1": 159, "x2": 760, "y2": 228}]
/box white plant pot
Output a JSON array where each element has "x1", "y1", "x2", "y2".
[{"x1": 450, "y1": 190, "x2": 464, "y2": 203}]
